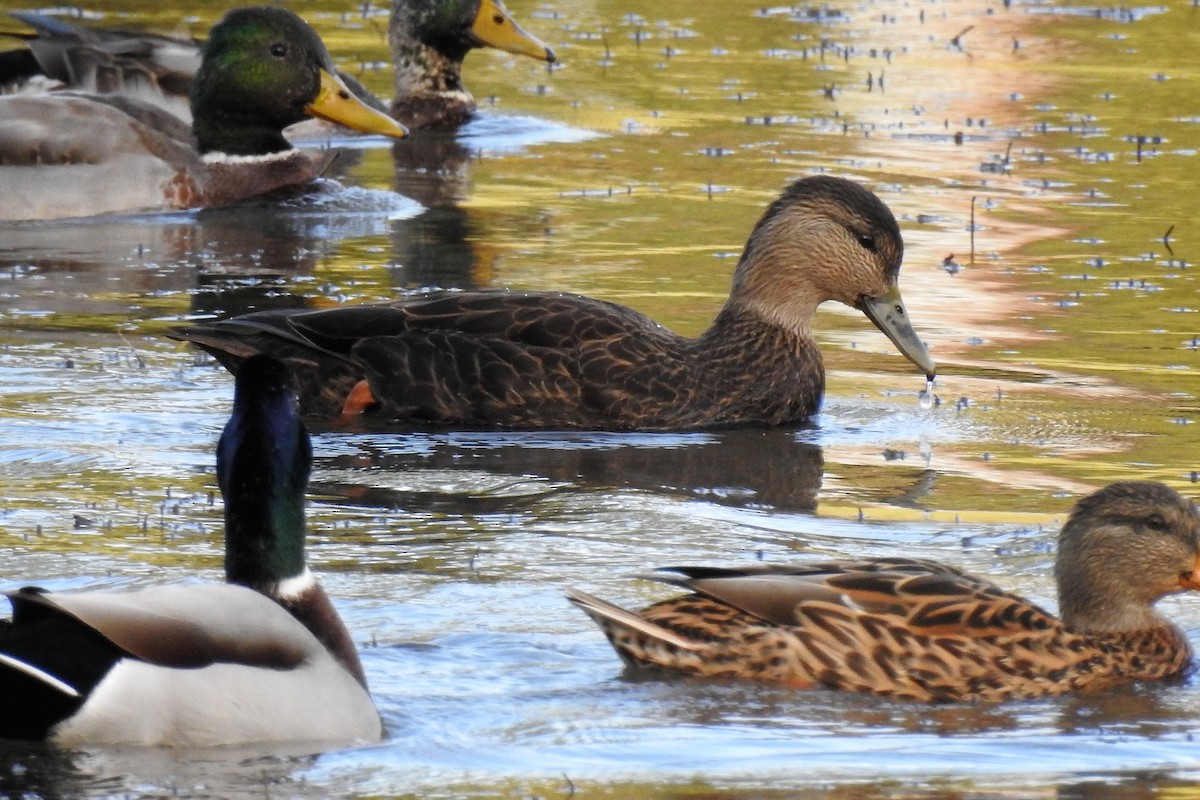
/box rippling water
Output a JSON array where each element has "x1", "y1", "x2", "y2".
[{"x1": 2, "y1": 0, "x2": 1200, "y2": 796}]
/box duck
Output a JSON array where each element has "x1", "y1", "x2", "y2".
[
  {"x1": 0, "y1": 0, "x2": 556, "y2": 132},
  {"x1": 0, "y1": 7, "x2": 408, "y2": 222},
  {"x1": 0, "y1": 355, "x2": 382, "y2": 746},
  {"x1": 387, "y1": 0, "x2": 557, "y2": 129},
  {"x1": 568, "y1": 481, "x2": 1200, "y2": 703},
  {"x1": 0, "y1": 10, "x2": 201, "y2": 121},
  {"x1": 169, "y1": 175, "x2": 936, "y2": 431}
]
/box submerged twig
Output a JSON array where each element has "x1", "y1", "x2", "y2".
[
  {"x1": 970, "y1": 196, "x2": 977, "y2": 264},
  {"x1": 118, "y1": 332, "x2": 147, "y2": 369}
]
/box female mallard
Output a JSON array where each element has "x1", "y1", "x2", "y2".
[
  {"x1": 1, "y1": 0, "x2": 556, "y2": 131},
  {"x1": 0, "y1": 7, "x2": 407, "y2": 222},
  {"x1": 0, "y1": 355, "x2": 382, "y2": 746},
  {"x1": 568, "y1": 481, "x2": 1200, "y2": 702},
  {"x1": 170, "y1": 175, "x2": 936, "y2": 431}
]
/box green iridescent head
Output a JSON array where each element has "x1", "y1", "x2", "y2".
[{"x1": 192, "y1": 6, "x2": 405, "y2": 155}]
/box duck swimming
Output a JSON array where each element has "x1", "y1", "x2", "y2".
[
  {"x1": 0, "y1": 0, "x2": 556, "y2": 131},
  {"x1": 568, "y1": 481, "x2": 1200, "y2": 702},
  {"x1": 0, "y1": 355, "x2": 381, "y2": 746},
  {"x1": 0, "y1": 7, "x2": 408, "y2": 222},
  {"x1": 170, "y1": 175, "x2": 936, "y2": 431},
  {"x1": 387, "y1": 0, "x2": 557, "y2": 128}
]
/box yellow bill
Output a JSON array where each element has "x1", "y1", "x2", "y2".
[
  {"x1": 305, "y1": 69, "x2": 409, "y2": 138},
  {"x1": 471, "y1": 0, "x2": 557, "y2": 63}
]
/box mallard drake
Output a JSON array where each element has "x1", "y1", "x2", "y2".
[
  {"x1": 0, "y1": 7, "x2": 408, "y2": 222},
  {"x1": 169, "y1": 175, "x2": 936, "y2": 431},
  {"x1": 0, "y1": 355, "x2": 382, "y2": 746},
  {"x1": 568, "y1": 481, "x2": 1200, "y2": 702},
  {"x1": 0, "y1": 0, "x2": 556, "y2": 131},
  {"x1": 387, "y1": 0, "x2": 556, "y2": 129}
]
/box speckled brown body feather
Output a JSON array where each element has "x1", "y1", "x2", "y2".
[
  {"x1": 569, "y1": 482, "x2": 1200, "y2": 702},
  {"x1": 170, "y1": 176, "x2": 936, "y2": 430},
  {"x1": 174, "y1": 291, "x2": 824, "y2": 429}
]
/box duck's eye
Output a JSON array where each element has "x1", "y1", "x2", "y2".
[
  {"x1": 270, "y1": 42, "x2": 288, "y2": 58},
  {"x1": 856, "y1": 233, "x2": 877, "y2": 252},
  {"x1": 1145, "y1": 513, "x2": 1169, "y2": 531}
]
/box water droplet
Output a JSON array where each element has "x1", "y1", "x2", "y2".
[{"x1": 919, "y1": 377, "x2": 937, "y2": 409}]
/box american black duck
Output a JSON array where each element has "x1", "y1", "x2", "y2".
[{"x1": 170, "y1": 175, "x2": 936, "y2": 431}]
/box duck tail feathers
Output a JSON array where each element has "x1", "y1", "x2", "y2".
[{"x1": 565, "y1": 589, "x2": 700, "y2": 651}]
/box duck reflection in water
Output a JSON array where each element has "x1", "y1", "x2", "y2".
[
  {"x1": 310, "y1": 427, "x2": 825, "y2": 514},
  {"x1": 389, "y1": 128, "x2": 490, "y2": 290}
]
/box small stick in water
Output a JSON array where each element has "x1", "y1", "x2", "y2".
[{"x1": 970, "y1": 196, "x2": 977, "y2": 264}]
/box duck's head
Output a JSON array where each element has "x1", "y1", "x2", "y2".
[
  {"x1": 191, "y1": 7, "x2": 407, "y2": 155},
  {"x1": 389, "y1": 0, "x2": 555, "y2": 126},
  {"x1": 1055, "y1": 481, "x2": 1200, "y2": 633},
  {"x1": 729, "y1": 176, "x2": 935, "y2": 379},
  {"x1": 218, "y1": 354, "x2": 312, "y2": 595},
  {"x1": 394, "y1": 0, "x2": 556, "y2": 66}
]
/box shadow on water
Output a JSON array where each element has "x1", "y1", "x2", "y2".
[
  {"x1": 387, "y1": 114, "x2": 600, "y2": 289},
  {"x1": 0, "y1": 738, "x2": 329, "y2": 800},
  {"x1": 0, "y1": 183, "x2": 421, "y2": 321},
  {"x1": 389, "y1": 129, "x2": 483, "y2": 289},
  {"x1": 311, "y1": 426, "x2": 826, "y2": 513}
]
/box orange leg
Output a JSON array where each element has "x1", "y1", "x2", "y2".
[{"x1": 340, "y1": 379, "x2": 377, "y2": 418}]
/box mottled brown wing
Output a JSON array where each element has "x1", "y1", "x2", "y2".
[
  {"x1": 172, "y1": 291, "x2": 685, "y2": 423},
  {"x1": 350, "y1": 331, "x2": 587, "y2": 424},
  {"x1": 342, "y1": 293, "x2": 692, "y2": 425},
  {"x1": 168, "y1": 310, "x2": 361, "y2": 416},
  {"x1": 293, "y1": 291, "x2": 666, "y2": 346},
  {"x1": 652, "y1": 560, "x2": 1061, "y2": 638}
]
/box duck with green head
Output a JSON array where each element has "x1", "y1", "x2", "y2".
[
  {"x1": 0, "y1": 0, "x2": 556, "y2": 132},
  {"x1": 388, "y1": 0, "x2": 556, "y2": 128},
  {"x1": 0, "y1": 355, "x2": 381, "y2": 746},
  {"x1": 0, "y1": 7, "x2": 407, "y2": 222}
]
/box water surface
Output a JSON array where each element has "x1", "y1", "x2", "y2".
[{"x1": 1, "y1": 0, "x2": 1200, "y2": 796}]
